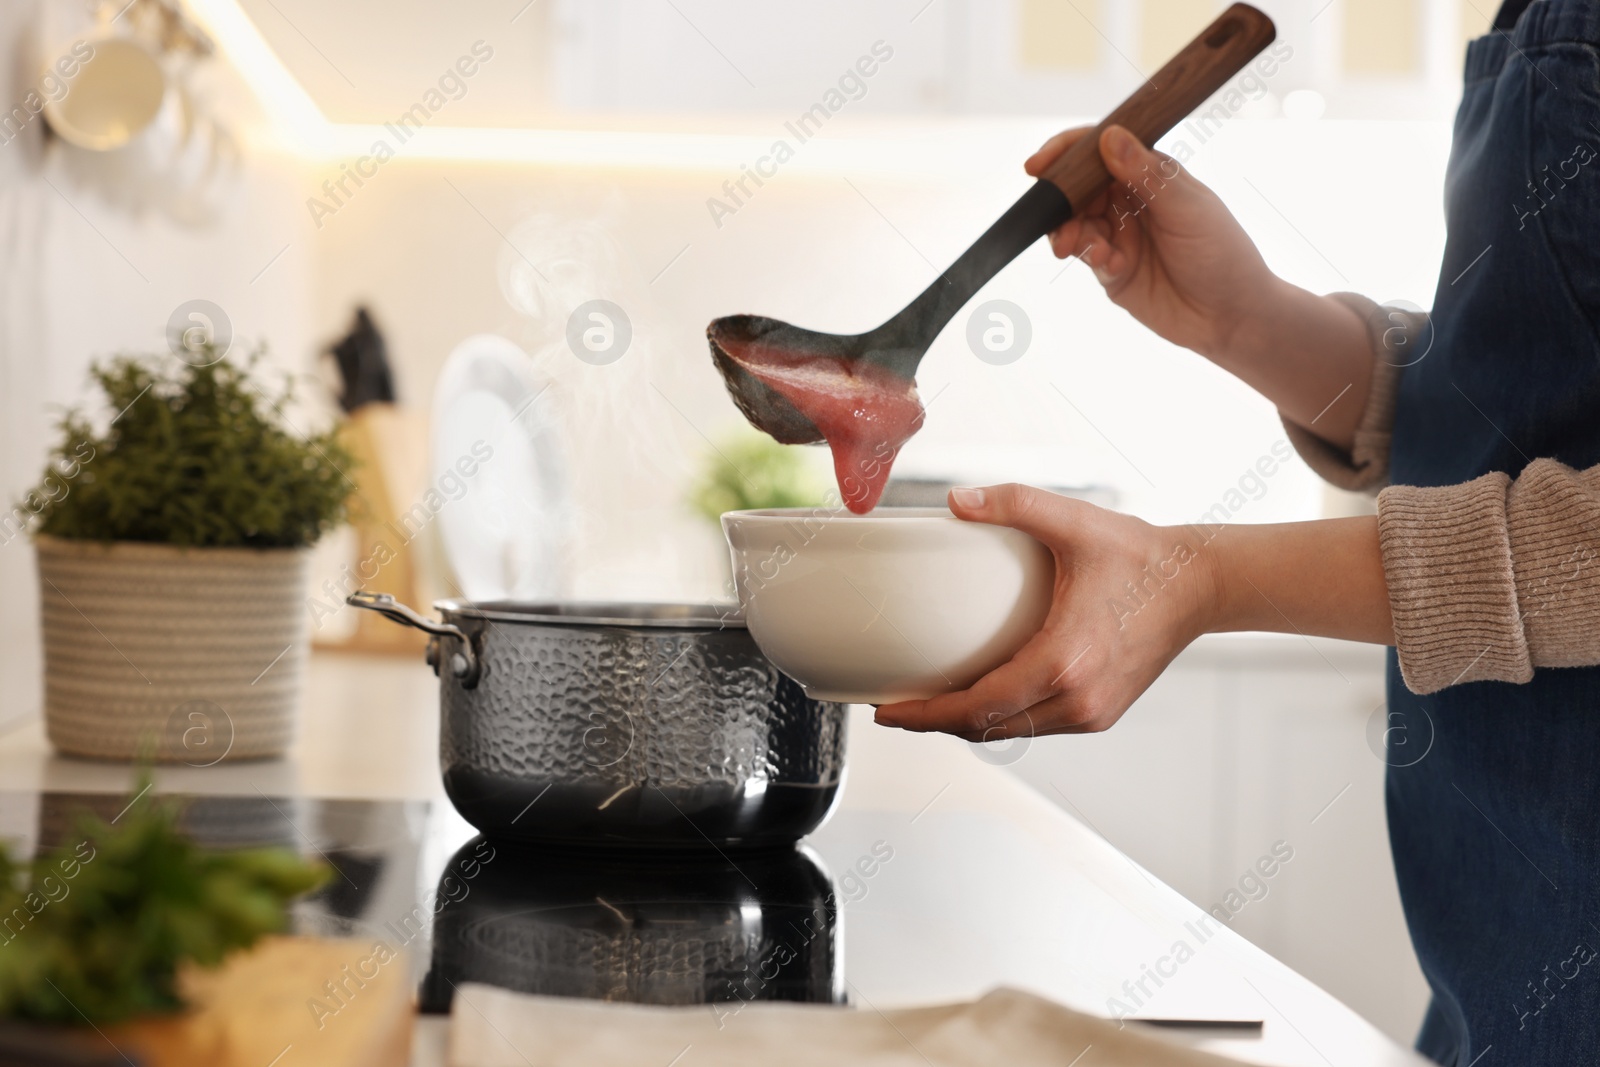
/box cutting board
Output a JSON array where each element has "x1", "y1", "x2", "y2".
[
  {"x1": 317, "y1": 402, "x2": 430, "y2": 655},
  {"x1": 103, "y1": 936, "x2": 413, "y2": 1067}
]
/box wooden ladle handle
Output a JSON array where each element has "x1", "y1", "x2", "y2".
[{"x1": 1039, "y1": 3, "x2": 1276, "y2": 213}]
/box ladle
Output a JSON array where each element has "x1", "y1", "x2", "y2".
[{"x1": 708, "y1": 3, "x2": 1276, "y2": 444}]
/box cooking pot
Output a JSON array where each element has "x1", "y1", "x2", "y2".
[{"x1": 347, "y1": 593, "x2": 847, "y2": 849}]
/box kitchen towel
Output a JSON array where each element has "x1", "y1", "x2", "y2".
[{"x1": 448, "y1": 984, "x2": 1248, "y2": 1067}]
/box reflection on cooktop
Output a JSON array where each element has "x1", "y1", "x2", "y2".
[
  {"x1": 1, "y1": 789, "x2": 435, "y2": 975},
  {"x1": 419, "y1": 839, "x2": 845, "y2": 1014},
  {"x1": 33, "y1": 790, "x2": 307, "y2": 852},
  {"x1": 0, "y1": 791, "x2": 846, "y2": 1016}
]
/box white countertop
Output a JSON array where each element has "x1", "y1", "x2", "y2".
[{"x1": 0, "y1": 650, "x2": 1424, "y2": 1067}]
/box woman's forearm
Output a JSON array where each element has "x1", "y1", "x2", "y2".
[
  {"x1": 1200, "y1": 515, "x2": 1395, "y2": 645},
  {"x1": 1208, "y1": 278, "x2": 1375, "y2": 453}
]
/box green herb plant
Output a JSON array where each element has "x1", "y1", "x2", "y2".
[
  {"x1": 28, "y1": 347, "x2": 352, "y2": 548},
  {"x1": 690, "y1": 430, "x2": 829, "y2": 524},
  {"x1": 0, "y1": 777, "x2": 327, "y2": 1025}
]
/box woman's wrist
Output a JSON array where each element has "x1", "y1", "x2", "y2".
[
  {"x1": 1188, "y1": 516, "x2": 1395, "y2": 646},
  {"x1": 1199, "y1": 272, "x2": 1298, "y2": 365},
  {"x1": 1201, "y1": 280, "x2": 1375, "y2": 452}
]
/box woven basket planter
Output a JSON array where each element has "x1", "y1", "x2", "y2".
[{"x1": 35, "y1": 536, "x2": 311, "y2": 762}]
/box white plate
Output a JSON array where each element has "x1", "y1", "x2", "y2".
[{"x1": 432, "y1": 335, "x2": 573, "y2": 601}]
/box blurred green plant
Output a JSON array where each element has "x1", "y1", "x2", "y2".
[
  {"x1": 26, "y1": 347, "x2": 352, "y2": 548},
  {"x1": 689, "y1": 430, "x2": 828, "y2": 523},
  {"x1": 0, "y1": 775, "x2": 328, "y2": 1025}
]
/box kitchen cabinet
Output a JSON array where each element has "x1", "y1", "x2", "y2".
[{"x1": 1002, "y1": 632, "x2": 1432, "y2": 1044}]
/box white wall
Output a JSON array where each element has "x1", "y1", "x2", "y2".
[
  {"x1": 295, "y1": 116, "x2": 1448, "y2": 604},
  {"x1": 0, "y1": 0, "x2": 319, "y2": 729},
  {"x1": 2, "y1": 1, "x2": 1456, "y2": 630}
]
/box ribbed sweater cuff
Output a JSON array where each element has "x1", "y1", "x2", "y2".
[
  {"x1": 1508, "y1": 459, "x2": 1600, "y2": 668},
  {"x1": 1281, "y1": 292, "x2": 1411, "y2": 493},
  {"x1": 1377, "y1": 473, "x2": 1531, "y2": 694}
]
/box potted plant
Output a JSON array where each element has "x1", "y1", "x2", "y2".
[
  {"x1": 689, "y1": 429, "x2": 829, "y2": 598},
  {"x1": 689, "y1": 429, "x2": 828, "y2": 522},
  {"x1": 25, "y1": 348, "x2": 351, "y2": 762}
]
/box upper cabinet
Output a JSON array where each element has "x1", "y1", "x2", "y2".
[{"x1": 236, "y1": 0, "x2": 1500, "y2": 128}]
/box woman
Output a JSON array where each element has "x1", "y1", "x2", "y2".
[{"x1": 875, "y1": 1, "x2": 1600, "y2": 1063}]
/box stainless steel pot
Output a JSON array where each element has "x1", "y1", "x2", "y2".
[{"x1": 348, "y1": 593, "x2": 847, "y2": 849}]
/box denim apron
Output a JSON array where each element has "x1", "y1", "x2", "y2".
[{"x1": 1385, "y1": 1, "x2": 1600, "y2": 1062}]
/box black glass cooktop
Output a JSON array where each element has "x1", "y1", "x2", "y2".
[
  {"x1": 2, "y1": 791, "x2": 867, "y2": 1016},
  {"x1": 0, "y1": 787, "x2": 1262, "y2": 1029}
]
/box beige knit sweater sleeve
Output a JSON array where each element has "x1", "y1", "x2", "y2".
[{"x1": 1281, "y1": 293, "x2": 1600, "y2": 694}]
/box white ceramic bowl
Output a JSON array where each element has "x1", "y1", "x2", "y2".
[{"x1": 721, "y1": 507, "x2": 1053, "y2": 704}]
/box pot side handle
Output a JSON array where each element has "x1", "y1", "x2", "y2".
[{"x1": 346, "y1": 591, "x2": 481, "y2": 688}]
